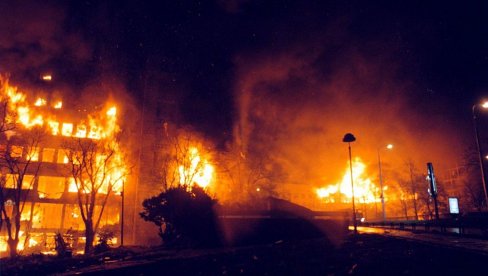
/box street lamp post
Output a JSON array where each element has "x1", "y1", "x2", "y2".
[
  {"x1": 120, "y1": 181, "x2": 125, "y2": 247},
  {"x1": 473, "y1": 102, "x2": 488, "y2": 209},
  {"x1": 377, "y1": 144, "x2": 393, "y2": 222},
  {"x1": 343, "y1": 133, "x2": 357, "y2": 234}
]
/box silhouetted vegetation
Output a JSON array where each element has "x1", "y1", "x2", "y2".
[{"x1": 140, "y1": 185, "x2": 221, "y2": 248}]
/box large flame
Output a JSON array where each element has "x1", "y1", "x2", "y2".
[
  {"x1": 0, "y1": 76, "x2": 126, "y2": 195},
  {"x1": 0, "y1": 76, "x2": 119, "y2": 140},
  {"x1": 317, "y1": 158, "x2": 380, "y2": 203},
  {"x1": 178, "y1": 147, "x2": 214, "y2": 188}
]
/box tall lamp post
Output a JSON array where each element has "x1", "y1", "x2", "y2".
[
  {"x1": 473, "y1": 102, "x2": 488, "y2": 209},
  {"x1": 343, "y1": 133, "x2": 357, "y2": 234},
  {"x1": 377, "y1": 144, "x2": 393, "y2": 222},
  {"x1": 120, "y1": 181, "x2": 125, "y2": 247}
]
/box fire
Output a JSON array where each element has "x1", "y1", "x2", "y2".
[
  {"x1": 317, "y1": 158, "x2": 380, "y2": 203},
  {"x1": 178, "y1": 147, "x2": 214, "y2": 188},
  {"x1": 0, "y1": 76, "x2": 127, "y2": 256},
  {"x1": 53, "y1": 101, "x2": 62, "y2": 109},
  {"x1": 0, "y1": 76, "x2": 120, "y2": 140},
  {"x1": 34, "y1": 97, "x2": 46, "y2": 106}
]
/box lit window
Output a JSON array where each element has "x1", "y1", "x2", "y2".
[
  {"x1": 75, "y1": 124, "x2": 87, "y2": 138},
  {"x1": 27, "y1": 147, "x2": 40, "y2": 161},
  {"x1": 10, "y1": 146, "x2": 23, "y2": 158},
  {"x1": 42, "y1": 148, "x2": 55, "y2": 162},
  {"x1": 48, "y1": 121, "x2": 60, "y2": 136},
  {"x1": 61, "y1": 123, "x2": 73, "y2": 136},
  {"x1": 4, "y1": 174, "x2": 34, "y2": 189},
  {"x1": 57, "y1": 150, "x2": 69, "y2": 164},
  {"x1": 5, "y1": 174, "x2": 17, "y2": 188},
  {"x1": 37, "y1": 176, "x2": 65, "y2": 199},
  {"x1": 22, "y1": 175, "x2": 35, "y2": 189}
]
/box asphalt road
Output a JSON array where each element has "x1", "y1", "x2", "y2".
[
  {"x1": 4, "y1": 231, "x2": 488, "y2": 275},
  {"x1": 64, "y1": 233, "x2": 488, "y2": 275}
]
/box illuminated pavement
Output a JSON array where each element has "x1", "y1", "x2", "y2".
[{"x1": 355, "y1": 226, "x2": 488, "y2": 255}]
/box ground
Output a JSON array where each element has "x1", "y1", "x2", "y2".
[{"x1": 1, "y1": 233, "x2": 487, "y2": 275}]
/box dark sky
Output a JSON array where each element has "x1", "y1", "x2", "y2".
[{"x1": 1, "y1": 0, "x2": 488, "y2": 147}]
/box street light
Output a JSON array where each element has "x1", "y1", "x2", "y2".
[
  {"x1": 343, "y1": 133, "x2": 357, "y2": 234},
  {"x1": 472, "y1": 102, "x2": 488, "y2": 209},
  {"x1": 377, "y1": 144, "x2": 393, "y2": 222},
  {"x1": 120, "y1": 181, "x2": 125, "y2": 247}
]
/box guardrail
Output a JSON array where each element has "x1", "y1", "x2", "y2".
[{"x1": 361, "y1": 220, "x2": 488, "y2": 238}]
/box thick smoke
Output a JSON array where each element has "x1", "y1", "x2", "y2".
[
  {"x1": 233, "y1": 43, "x2": 465, "y2": 192},
  {"x1": 0, "y1": 1, "x2": 91, "y2": 84}
]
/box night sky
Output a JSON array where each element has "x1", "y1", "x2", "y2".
[{"x1": 1, "y1": 0, "x2": 488, "y2": 173}]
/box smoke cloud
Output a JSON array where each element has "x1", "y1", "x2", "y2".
[{"x1": 233, "y1": 37, "x2": 464, "y2": 190}]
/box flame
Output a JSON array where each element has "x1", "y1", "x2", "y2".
[
  {"x1": 0, "y1": 76, "x2": 127, "y2": 255},
  {"x1": 62, "y1": 123, "x2": 73, "y2": 136},
  {"x1": 178, "y1": 147, "x2": 214, "y2": 188},
  {"x1": 34, "y1": 97, "x2": 46, "y2": 107},
  {"x1": 106, "y1": 106, "x2": 116, "y2": 117},
  {"x1": 26, "y1": 147, "x2": 39, "y2": 161},
  {"x1": 75, "y1": 124, "x2": 87, "y2": 138},
  {"x1": 48, "y1": 121, "x2": 60, "y2": 135},
  {"x1": 317, "y1": 158, "x2": 379, "y2": 203},
  {"x1": 0, "y1": 77, "x2": 121, "y2": 140}
]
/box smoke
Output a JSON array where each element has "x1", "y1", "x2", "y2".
[
  {"x1": 233, "y1": 37, "x2": 464, "y2": 191},
  {"x1": 0, "y1": 1, "x2": 92, "y2": 84}
]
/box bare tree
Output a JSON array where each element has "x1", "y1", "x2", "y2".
[
  {"x1": 406, "y1": 160, "x2": 421, "y2": 220},
  {"x1": 217, "y1": 141, "x2": 282, "y2": 204},
  {"x1": 460, "y1": 146, "x2": 485, "y2": 211},
  {"x1": 63, "y1": 136, "x2": 127, "y2": 254},
  {"x1": 159, "y1": 127, "x2": 214, "y2": 191},
  {"x1": 0, "y1": 128, "x2": 43, "y2": 257}
]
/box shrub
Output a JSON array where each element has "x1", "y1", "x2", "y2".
[{"x1": 140, "y1": 185, "x2": 220, "y2": 247}]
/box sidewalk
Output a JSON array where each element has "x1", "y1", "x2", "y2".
[{"x1": 357, "y1": 226, "x2": 488, "y2": 255}]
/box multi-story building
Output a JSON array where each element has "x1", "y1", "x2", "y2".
[{"x1": 0, "y1": 80, "x2": 124, "y2": 255}]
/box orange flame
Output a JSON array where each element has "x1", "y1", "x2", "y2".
[
  {"x1": 317, "y1": 158, "x2": 380, "y2": 203},
  {"x1": 178, "y1": 147, "x2": 214, "y2": 188}
]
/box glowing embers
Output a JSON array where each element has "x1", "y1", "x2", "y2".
[
  {"x1": 178, "y1": 147, "x2": 214, "y2": 188},
  {"x1": 317, "y1": 158, "x2": 381, "y2": 204}
]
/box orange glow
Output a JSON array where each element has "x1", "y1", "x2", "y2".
[
  {"x1": 34, "y1": 97, "x2": 46, "y2": 107},
  {"x1": 0, "y1": 77, "x2": 121, "y2": 140},
  {"x1": 53, "y1": 101, "x2": 62, "y2": 109},
  {"x1": 26, "y1": 147, "x2": 40, "y2": 161},
  {"x1": 62, "y1": 123, "x2": 73, "y2": 136},
  {"x1": 178, "y1": 147, "x2": 214, "y2": 188},
  {"x1": 75, "y1": 124, "x2": 87, "y2": 138},
  {"x1": 317, "y1": 158, "x2": 379, "y2": 203},
  {"x1": 41, "y1": 74, "x2": 52, "y2": 81},
  {"x1": 48, "y1": 121, "x2": 60, "y2": 135}
]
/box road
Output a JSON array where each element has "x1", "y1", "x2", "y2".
[{"x1": 356, "y1": 226, "x2": 488, "y2": 255}]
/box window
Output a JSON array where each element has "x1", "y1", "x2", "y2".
[
  {"x1": 61, "y1": 123, "x2": 73, "y2": 136},
  {"x1": 42, "y1": 148, "x2": 55, "y2": 162},
  {"x1": 10, "y1": 146, "x2": 23, "y2": 158},
  {"x1": 37, "y1": 203, "x2": 63, "y2": 229},
  {"x1": 57, "y1": 150, "x2": 69, "y2": 164},
  {"x1": 37, "y1": 176, "x2": 65, "y2": 199},
  {"x1": 22, "y1": 175, "x2": 35, "y2": 189},
  {"x1": 4, "y1": 174, "x2": 34, "y2": 189},
  {"x1": 26, "y1": 147, "x2": 40, "y2": 161}
]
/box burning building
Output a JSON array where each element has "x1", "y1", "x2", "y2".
[{"x1": 0, "y1": 76, "x2": 127, "y2": 256}]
